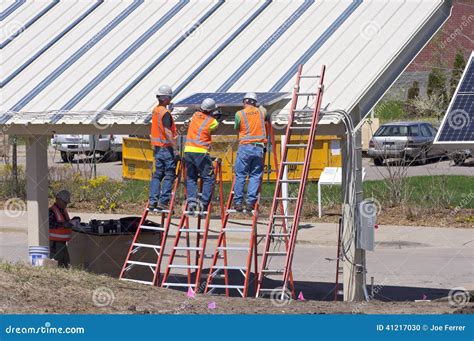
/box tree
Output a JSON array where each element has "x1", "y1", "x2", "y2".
[
  {"x1": 449, "y1": 50, "x2": 466, "y2": 98},
  {"x1": 427, "y1": 67, "x2": 448, "y2": 107}
]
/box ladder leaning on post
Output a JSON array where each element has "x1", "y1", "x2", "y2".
[
  {"x1": 119, "y1": 159, "x2": 184, "y2": 286},
  {"x1": 256, "y1": 64, "x2": 326, "y2": 299}
]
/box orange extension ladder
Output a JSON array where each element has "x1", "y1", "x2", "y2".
[
  {"x1": 161, "y1": 159, "x2": 224, "y2": 292},
  {"x1": 256, "y1": 64, "x2": 326, "y2": 299},
  {"x1": 119, "y1": 159, "x2": 183, "y2": 286}
]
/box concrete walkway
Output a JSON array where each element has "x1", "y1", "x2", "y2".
[{"x1": 1, "y1": 210, "x2": 473, "y2": 291}]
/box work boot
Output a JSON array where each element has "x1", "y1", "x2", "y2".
[
  {"x1": 156, "y1": 202, "x2": 169, "y2": 211},
  {"x1": 187, "y1": 202, "x2": 198, "y2": 215},
  {"x1": 148, "y1": 202, "x2": 158, "y2": 211},
  {"x1": 234, "y1": 203, "x2": 243, "y2": 212},
  {"x1": 245, "y1": 203, "x2": 255, "y2": 213}
]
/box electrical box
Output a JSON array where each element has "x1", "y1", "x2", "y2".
[{"x1": 357, "y1": 201, "x2": 376, "y2": 251}]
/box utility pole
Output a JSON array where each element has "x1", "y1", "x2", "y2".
[{"x1": 341, "y1": 108, "x2": 366, "y2": 302}]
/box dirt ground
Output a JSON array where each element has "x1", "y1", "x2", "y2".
[{"x1": 0, "y1": 263, "x2": 471, "y2": 315}]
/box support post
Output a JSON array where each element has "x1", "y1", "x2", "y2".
[
  {"x1": 26, "y1": 135, "x2": 49, "y2": 247},
  {"x1": 342, "y1": 112, "x2": 366, "y2": 302}
]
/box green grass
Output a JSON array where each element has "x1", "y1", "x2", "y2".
[{"x1": 119, "y1": 175, "x2": 473, "y2": 210}]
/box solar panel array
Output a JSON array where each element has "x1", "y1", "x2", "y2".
[
  {"x1": 175, "y1": 92, "x2": 288, "y2": 107},
  {"x1": 435, "y1": 53, "x2": 474, "y2": 144}
]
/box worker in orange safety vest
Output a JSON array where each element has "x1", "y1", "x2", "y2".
[
  {"x1": 148, "y1": 84, "x2": 178, "y2": 211},
  {"x1": 233, "y1": 92, "x2": 269, "y2": 212},
  {"x1": 184, "y1": 98, "x2": 220, "y2": 214},
  {"x1": 49, "y1": 190, "x2": 73, "y2": 268}
]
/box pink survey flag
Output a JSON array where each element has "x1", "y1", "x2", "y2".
[
  {"x1": 187, "y1": 287, "x2": 195, "y2": 298},
  {"x1": 298, "y1": 291, "x2": 305, "y2": 301}
]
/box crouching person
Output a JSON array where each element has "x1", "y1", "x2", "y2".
[{"x1": 49, "y1": 190, "x2": 73, "y2": 268}]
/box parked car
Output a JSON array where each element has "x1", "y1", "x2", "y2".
[
  {"x1": 51, "y1": 134, "x2": 124, "y2": 163},
  {"x1": 368, "y1": 122, "x2": 445, "y2": 166}
]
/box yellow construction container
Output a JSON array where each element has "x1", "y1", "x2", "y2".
[{"x1": 122, "y1": 136, "x2": 341, "y2": 182}]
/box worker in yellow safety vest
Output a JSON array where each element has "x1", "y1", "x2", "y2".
[
  {"x1": 148, "y1": 84, "x2": 178, "y2": 211},
  {"x1": 49, "y1": 190, "x2": 73, "y2": 268},
  {"x1": 233, "y1": 92, "x2": 269, "y2": 212},
  {"x1": 184, "y1": 98, "x2": 220, "y2": 214}
]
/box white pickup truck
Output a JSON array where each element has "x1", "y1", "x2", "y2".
[{"x1": 51, "y1": 134, "x2": 125, "y2": 163}]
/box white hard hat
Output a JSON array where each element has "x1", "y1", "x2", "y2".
[
  {"x1": 56, "y1": 190, "x2": 71, "y2": 204},
  {"x1": 243, "y1": 92, "x2": 257, "y2": 102},
  {"x1": 155, "y1": 84, "x2": 173, "y2": 97},
  {"x1": 201, "y1": 98, "x2": 217, "y2": 111}
]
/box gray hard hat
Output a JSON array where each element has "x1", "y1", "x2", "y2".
[
  {"x1": 243, "y1": 92, "x2": 257, "y2": 102},
  {"x1": 155, "y1": 84, "x2": 173, "y2": 97},
  {"x1": 56, "y1": 190, "x2": 71, "y2": 204},
  {"x1": 201, "y1": 98, "x2": 217, "y2": 111}
]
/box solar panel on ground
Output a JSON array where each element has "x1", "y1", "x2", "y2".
[
  {"x1": 434, "y1": 52, "x2": 474, "y2": 144},
  {"x1": 175, "y1": 92, "x2": 288, "y2": 107}
]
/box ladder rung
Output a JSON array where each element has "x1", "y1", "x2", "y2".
[
  {"x1": 262, "y1": 269, "x2": 284, "y2": 274},
  {"x1": 133, "y1": 243, "x2": 161, "y2": 249},
  {"x1": 207, "y1": 284, "x2": 245, "y2": 289},
  {"x1": 179, "y1": 229, "x2": 205, "y2": 233},
  {"x1": 266, "y1": 251, "x2": 287, "y2": 256},
  {"x1": 148, "y1": 208, "x2": 170, "y2": 213},
  {"x1": 140, "y1": 225, "x2": 164, "y2": 231},
  {"x1": 174, "y1": 246, "x2": 202, "y2": 251},
  {"x1": 213, "y1": 265, "x2": 246, "y2": 270},
  {"x1": 223, "y1": 228, "x2": 252, "y2": 233},
  {"x1": 281, "y1": 161, "x2": 304, "y2": 165},
  {"x1": 258, "y1": 288, "x2": 275, "y2": 292},
  {"x1": 300, "y1": 75, "x2": 320, "y2": 79},
  {"x1": 296, "y1": 92, "x2": 315, "y2": 96},
  {"x1": 217, "y1": 246, "x2": 249, "y2": 251},
  {"x1": 168, "y1": 264, "x2": 199, "y2": 269},
  {"x1": 184, "y1": 211, "x2": 208, "y2": 216},
  {"x1": 273, "y1": 215, "x2": 294, "y2": 219},
  {"x1": 276, "y1": 197, "x2": 297, "y2": 200},
  {"x1": 279, "y1": 179, "x2": 301, "y2": 183},
  {"x1": 162, "y1": 282, "x2": 196, "y2": 288},
  {"x1": 120, "y1": 278, "x2": 154, "y2": 285},
  {"x1": 126, "y1": 260, "x2": 157, "y2": 267}
]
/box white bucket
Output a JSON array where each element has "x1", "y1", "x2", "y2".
[{"x1": 29, "y1": 246, "x2": 49, "y2": 266}]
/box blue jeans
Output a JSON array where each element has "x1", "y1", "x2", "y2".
[
  {"x1": 234, "y1": 144, "x2": 264, "y2": 206},
  {"x1": 184, "y1": 152, "x2": 215, "y2": 207},
  {"x1": 149, "y1": 147, "x2": 176, "y2": 205}
]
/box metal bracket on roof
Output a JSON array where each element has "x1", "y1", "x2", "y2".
[{"x1": 0, "y1": 114, "x2": 13, "y2": 125}]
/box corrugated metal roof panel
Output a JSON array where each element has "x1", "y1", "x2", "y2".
[{"x1": 1, "y1": 0, "x2": 450, "y2": 121}]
